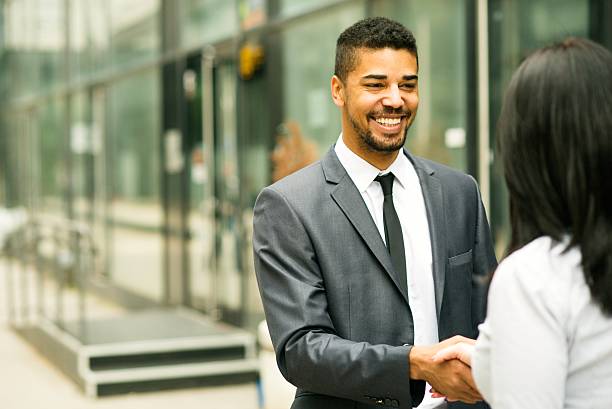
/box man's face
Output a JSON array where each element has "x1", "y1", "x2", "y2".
[{"x1": 332, "y1": 47, "x2": 419, "y2": 155}]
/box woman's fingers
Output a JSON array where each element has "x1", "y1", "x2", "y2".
[{"x1": 432, "y1": 342, "x2": 474, "y2": 366}]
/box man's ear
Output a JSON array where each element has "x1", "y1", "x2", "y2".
[{"x1": 331, "y1": 75, "x2": 345, "y2": 107}]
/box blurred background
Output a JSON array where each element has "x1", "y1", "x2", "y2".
[{"x1": 0, "y1": 0, "x2": 610, "y2": 407}]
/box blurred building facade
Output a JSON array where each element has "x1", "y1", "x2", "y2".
[{"x1": 0, "y1": 0, "x2": 611, "y2": 386}]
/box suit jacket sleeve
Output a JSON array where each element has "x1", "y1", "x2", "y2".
[
  {"x1": 469, "y1": 175, "x2": 498, "y2": 334},
  {"x1": 446, "y1": 177, "x2": 497, "y2": 409},
  {"x1": 253, "y1": 186, "x2": 417, "y2": 408}
]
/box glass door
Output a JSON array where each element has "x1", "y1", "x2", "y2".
[
  {"x1": 186, "y1": 50, "x2": 215, "y2": 313},
  {"x1": 106, "y1": 69, "x2": 164, "y2": 303},
  {"x1": 70, "y1": 88, "x2": 110, "y2": 282},
  {"x1": 186, "y1": 50, "x2": 244, "y2": 325},
  {"x1": 212, "y1": 60, "x2": 243, "y2": 324}
]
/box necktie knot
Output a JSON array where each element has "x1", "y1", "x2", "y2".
[{"x1": 375, "y1": 173, "x2": 395, "y2": 196}]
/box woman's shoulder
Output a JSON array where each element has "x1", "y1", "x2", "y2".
[
  {"x1": 498, "y1": 235, "x2": 580, "y2": 283},
  {"x1": 490, "y1": 236, "x2": 582, "y2": 314}
]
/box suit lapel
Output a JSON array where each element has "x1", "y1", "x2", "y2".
[
  {"x1": 322, "y1": 149, "x2": 410, "y2": 306},
  {"x1": 408, "y1": 152, "x2": 446, "y2": 320}
]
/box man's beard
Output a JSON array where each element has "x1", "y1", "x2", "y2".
[{"x1": 348, "y1": 108, "x2": 411, "y2": 153}]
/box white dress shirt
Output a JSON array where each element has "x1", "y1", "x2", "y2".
[
  {"x1": 335, "y1": 135, "x2": 445, "y2": 409},
  {"x1": 472, "y1": 236, "x2": 612, "y2": 408}
]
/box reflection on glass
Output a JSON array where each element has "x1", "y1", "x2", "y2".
[
  {"x1": 108, "y1": 69, "x2": 163, "y2": 302},
  {"x1": 271, "y1": 121, "x2": 319, "y2": 183}
]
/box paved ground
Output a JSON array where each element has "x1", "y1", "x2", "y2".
[{"x1": 0, "y1": 261, "x2": 260, "y2": 409}]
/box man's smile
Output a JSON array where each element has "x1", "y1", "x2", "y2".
[{"x1": 369, "y1": 113, "x2": 411, "y2": 133}]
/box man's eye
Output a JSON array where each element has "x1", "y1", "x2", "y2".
[
  {"x1": 401, "y1": 83, "x2": 416, "y2": 90},
  {"x1": 365, "y1": 83, "x2": 384, "y2": 88}
]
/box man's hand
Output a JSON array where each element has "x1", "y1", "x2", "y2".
[{"x1": 409, "y1": 336, "x2": 482, "y2": 404}]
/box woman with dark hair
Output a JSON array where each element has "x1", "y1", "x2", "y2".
[{"x1": 433, "y1": 38, "x2": 612, "y2": 407}]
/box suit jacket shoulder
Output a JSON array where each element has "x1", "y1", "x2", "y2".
[
  {"x1": 411, "y1": 154, "x2": 478, "y2": 191},
  {"x1": 265, "y1": 159, "x2": 326, "y2": 197}
]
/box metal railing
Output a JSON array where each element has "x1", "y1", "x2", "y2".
[{"x1": 3, "y1": 216, "x2": 97, "y2": 339}]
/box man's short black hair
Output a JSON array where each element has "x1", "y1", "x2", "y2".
[{"x1": 334, "y1": 17, "x2": 418, "y2": 82}]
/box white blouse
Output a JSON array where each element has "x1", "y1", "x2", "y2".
[{"x1": 472, "y1": 236, "x2": 612, "y2": 408}]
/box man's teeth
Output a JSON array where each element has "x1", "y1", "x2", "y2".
[{"x1": 375, "y1": 117, "x2": 401, "y2": 126}]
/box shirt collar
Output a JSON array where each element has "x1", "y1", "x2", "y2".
[
  {"x1": 334, "y1": 134, "x2": 412, "y2": 192},
  {"x1": 385, "y1": 148, "x2": 411, "y2": 190}
]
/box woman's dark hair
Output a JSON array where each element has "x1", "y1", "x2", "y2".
[
  {"x1": 497, "y1": 37, "x2": 612, "y2": 315},
  {"x1": 335, "y1": 17, "x2": 418, "y2": 82}
]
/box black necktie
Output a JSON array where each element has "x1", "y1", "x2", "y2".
[{"x1": 375, "y1": 173, "x2": 408, "y2": 295}]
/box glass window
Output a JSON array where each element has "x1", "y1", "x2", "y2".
[
  {"x1": 212, "y1": 62, "x2": 242, "y2": 320},
  {"x1": 110, "y1": 0, "x2": 160, "y2": 69},
  {"x1": 86, "y1": 0, "x2": 112, "y2": 76},
  {"x1": 68, "y1": 88, "x2": 110, "y2": 281},
  {"x1": 2, "y1": 0, "x2": 66, "y2": 98},
  {"x1": 0, "y1": 121, "x2": 6, "y2": 205},
  {"x1": 68, "y1": 0, "x2": 101, "y2": 81},
  {"x1": 70, "y1": 91, "x2": 93, "y2": 221},
  {"x1": 279, "y1": 0, "x2": 337, "y2": 17},
  {"x1": 372, "y1": 0, "x2": 471, "y2": 172},
  {"x1": 281, "y1": 2, "x2": 365, "y2": 161},
  {"x1": 238, "y1": 0, "x2": 267, "y2": 30},
  {"x1": 69, "y1": 0, "x2": 85, "y2": 80},
  {"x1": 234, "y1": 66, "x2": 276, "y2": 328},
  {"x1": 488, "y1": 0, "x2": 590, "y2": 255},
  {"x1": 37, "y1": 98, "x2": 68, "y2": 217},
  {"x1": 0, "y1": 115, "x2": 31, "y2": 208},
  {"x1": 107, "y1": 69, "x2": 163, "y2": 302},
  {"x1": 180, "y1": 0, "x2": 238, "y2": 48}
]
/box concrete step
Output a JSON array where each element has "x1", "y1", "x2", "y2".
[{"x1": 15, "y1": 308, "x2": 259, "y2": 397}]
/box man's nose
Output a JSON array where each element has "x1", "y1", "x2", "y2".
[{"x1": 382, "y1": 85, "x2": 403, "y2": 108}]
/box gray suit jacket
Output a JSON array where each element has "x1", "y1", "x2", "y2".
[{"x1": 253, "y1": 148, "x2": 497, "y2": 409}]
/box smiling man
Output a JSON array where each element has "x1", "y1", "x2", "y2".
[{"x1": 253, "y1": 17, "x2": 497, "y2": 409}]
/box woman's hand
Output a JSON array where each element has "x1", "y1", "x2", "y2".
[
  {"x1": 430, "y1": 341, "x2": 476, "y2": 400},
  {"x1": 432, "y1": 341, "x2": 474, "y2": 366}
]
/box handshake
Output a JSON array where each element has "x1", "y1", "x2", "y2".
[{"x1": 409, "y1": 336, "x2": 481, "y2": 404}]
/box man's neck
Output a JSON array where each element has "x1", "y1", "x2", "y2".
[{"x1": 341, "y1": 134, "x2": 401, "y2": 171}]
